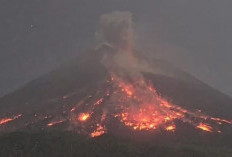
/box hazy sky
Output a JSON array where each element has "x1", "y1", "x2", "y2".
[{"x1": 1, "y1": 0, "x2": 232, "y2": 97}]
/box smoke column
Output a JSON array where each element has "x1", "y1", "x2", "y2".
[{"x1": 96, "y1": 11, "x2": 134, "y2": 51}]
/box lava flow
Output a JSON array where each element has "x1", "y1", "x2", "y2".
[
  {"x1": 0, "y1": 114, "x2": 22, "y2": 126},
  {"x1": 47, "y1": 120, "x2": 65, "y2": 127},
  {"x1": 68, "y1": 74, "x2": 232, "y2": 138},
  {"x1": 78, "y1": 113, "x2": 90, "y2": 122},
  {"x1": 90, "y1": 124, "x2": 105, "y2": 138},
  {"x1": 112, "y1": 75, "x2": 231, "y2": 133},
  {"x1": 165, "y1": 125, "x2": 176, "y2": 132},
  {"x1": 196, "y1": 123, "x2": 213, "y2": 132}
]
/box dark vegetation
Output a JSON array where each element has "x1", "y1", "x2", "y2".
[{"x1": 0, "y1": 131, "x2": 231, "y2": 157}]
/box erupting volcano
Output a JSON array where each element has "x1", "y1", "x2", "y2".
[{"x1": 0, "y1": 12, "x2": 232, "y2": 143}]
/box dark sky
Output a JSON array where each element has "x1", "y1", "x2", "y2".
[{"x1": 1, "y1": 0, "x2": 232, "y2": 97}]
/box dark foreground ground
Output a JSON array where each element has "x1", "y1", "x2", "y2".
[{"x1": 0, "y1": 131, "x2": 232, "y2": 157}]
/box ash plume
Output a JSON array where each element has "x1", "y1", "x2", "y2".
[
  {"x1": 96, "y1": 11, "x2": 134, "y2": 51},
  {"x1": 96, "y1": 11, "x2": 153, "y2": 79}
]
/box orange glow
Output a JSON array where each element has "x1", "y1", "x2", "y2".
[
  {"x1": 196, "y1": 123, "x2": 213, "y2": 132},
  {"x1": 68, "y1": 73, "x2": 232, "y2": 135},
  {"x1": 47, "y1": 120, "x2": 64, "y2": 127},
  {"x1": 112, "y1": 76, "x2": 231, "y2": 133},
  {"x1": 78, "y1": 113, "x2": 90, "y2": 122},
  {"x1": 113, "y1": 77, "x2": 185, "y2": 131},
  {"x1": 90, "y1": 125, "x2": 105, "y2": 138},
  {"x1": 124, "y1": 88, "x2": 133, "y2": 96},
  {"x1": 0, "y1": 118, "x2": 13, "y2": 125},
  {"x1": 94, "y1": 98, "x2": 104, "y2": 106},
  {"x1": 0, "y1": 114, "x2": 22, "y2": 126},
  {"x1": 118, "y1": 82, "x2": 134, "y2": 96},
  {"x1": 118, "y1": 105, "x2": 179, "y2": 131},
  {"x1": 165, "y1": 125, "x2": 176, "y2": 131},
  {"x1": 210, "y1": 117, "x2": 232, "y2": 124}
]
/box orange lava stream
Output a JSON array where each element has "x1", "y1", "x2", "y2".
[
  {"x1": 111, "y1": 75, "x2": 231, "y2": 133},
  {"x1": 69, "y1": 74, "x2": 232, "y2": 135},
  {"x1": 47, "y1": 120, "x2": 64, "y2": 127},
  {"x1": 90, "y1": 125, "x2": 105, "y2": 138},
  {"x1": 78, "y1": 113, "x2": 90, "y2": 122},
  {"x1": 0, "y1": 114, "x2": 22, "y2": 126},
  {"x1": 113, "y1": 76, "x2": 185, "y2": 131},
  {"x1": 197, "y1": 123, "x2": 213, "y2": 132},
  {"x1": 165, "y1": 125, "x2": 176, "y2": 131},
  {"x1": 210, "y1": 117, "x2": 232, "y2": 124},
  {"x1": 0, "y1": 118, "x2": 13, "y2": 125},
  {"x1": 117, "y1": 105, "x2": 180, "y2": 131}
]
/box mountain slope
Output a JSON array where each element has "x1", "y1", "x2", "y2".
[
  {"x1": 1, "y1": 47, "x2": 231, "y2": 119},
  {"x1": 0, "y1": 46, "x2": 231, "y2": 143}
]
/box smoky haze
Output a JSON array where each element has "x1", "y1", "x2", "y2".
[
  {"x1": 1, "y1": 0, "x2": 232, "y2": 97},
  {"x1": 96, "y1": 11, "x2": 134, "y2": 50},
  {"x1": 98, "y1": 11, "x2": 153, "y2": 78}
]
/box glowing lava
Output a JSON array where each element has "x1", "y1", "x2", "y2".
[
  {"x1": 47, "y1": 120, "x2": 64, "y2": 127},
  {"x1": 210, "y1": 117, "x2": 232, "y2": 124},
  {"x1": 117, "y1": 105, "x2": 179, "y2": 131},
  {"x1": 94, "y1": 98, "x2": 104, "y2": 106},
  {"x1": 0, "y1": 118, "x2": 13, "y2": 125},
  {"x1": 78, "y1": 113, "x2": 90, "y2": 122},
  {"x1": 67, "y1": 73, "x2": 232, "y2": 136},
  {"x1": 165, "y1": 125, "x2": 176, "y2": 132},
  {"x1": 67, "y1": 74, "x2": 232, "y2": 136},
  {"x1": 90, "y1": 125, "x2": 105, "y2": 138},
  {"x1": 0, "y1": 114, "x2": 22, "y2": 126},
  {"x1": 196, "y1": 123, "x2": 213, "y2": 132},
  {"x1": 112, "y1": 76, "x2": 187, "y2": 131}
]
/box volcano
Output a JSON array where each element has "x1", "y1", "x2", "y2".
[
  {"x1": 0, "y1": 44, "x2": 232, "y2": 137},
  {"x1": 0, "y1": 44, "x2": 232, "y2": 156},
  {"x1": 0, "y1": 11, "x2": 232, "y2": 157}
]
